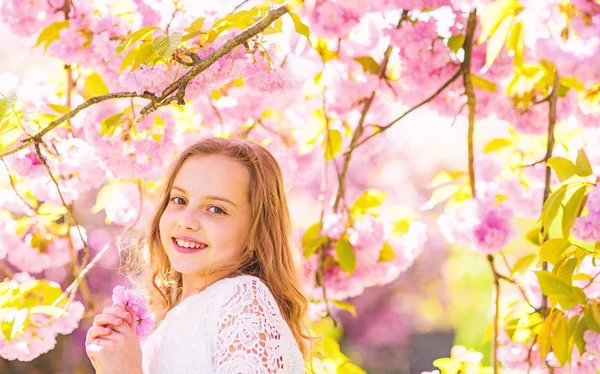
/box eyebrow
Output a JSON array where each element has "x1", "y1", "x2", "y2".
[{"x1": 171, "y1": 186, "x2": 238, "y2": 208}]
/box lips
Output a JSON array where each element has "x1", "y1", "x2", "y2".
[{"x1": 171, "y1": 236, "x2": 208, "y2": 254}]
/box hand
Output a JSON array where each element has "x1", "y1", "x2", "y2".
[{"x1": 86, "y1": 304, "x2": 143, "y2": 374}]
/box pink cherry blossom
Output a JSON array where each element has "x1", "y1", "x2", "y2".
[{"x1": 112, "y1": 285, "x2": 156, "y2": 340}]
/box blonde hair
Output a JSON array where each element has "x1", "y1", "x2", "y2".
[{"x1": 124, "y1": 137, "x2": 310, "y2": 357}]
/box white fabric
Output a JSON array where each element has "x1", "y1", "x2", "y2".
[{"x1": 142, "y1": 275, "x2": 305, "y2": 374}]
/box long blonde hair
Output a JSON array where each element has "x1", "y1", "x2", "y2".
[{"x1": 125, "y1": 137, "x2": 310, "y2": 357}]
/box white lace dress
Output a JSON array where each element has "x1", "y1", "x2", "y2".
[{"x1": 141, "y1": 275, "x2": 306, "y2": 373}]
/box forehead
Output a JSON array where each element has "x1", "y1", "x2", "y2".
[{"x1": 173, "y1": 154, "x2": 250, "y2": 200}]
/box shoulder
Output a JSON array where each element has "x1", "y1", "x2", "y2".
[{"x1": 215, "y1": 275, "x2": 281, "y2": 316}]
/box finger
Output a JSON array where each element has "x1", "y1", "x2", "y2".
[
  {"x1": 126, "y1": 305, "x2": 138, "y2": 331},
  {"x1": 86, "y1": 326, "x2": 112, "y2": 345},
  {"x1": 102, "y1": 305, "x2": 133, "y2": 324},
  {"x1": 93, "y1": 314, "x2": 125, "y2": 328}
]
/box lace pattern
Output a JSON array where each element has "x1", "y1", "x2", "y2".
[{"x1": 142, "y1": 275, "x2": 305, "y2": 374}]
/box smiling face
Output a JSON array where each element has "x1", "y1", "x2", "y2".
[{"x1": 158, "y1": 154, "x2": 252, "y2": 287}]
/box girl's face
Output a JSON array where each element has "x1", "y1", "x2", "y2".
[{"x1": 159, "y1": 154, "x2": 252, "y2": 281}]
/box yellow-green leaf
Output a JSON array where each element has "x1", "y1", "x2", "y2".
[
  {"x1": 152, "y1": 32, "x2": 182, "y2": 59},
  {"x1": 537, "y1": 310, "x2": 555, "y2": 362},
  {"x1": 325, "y1": 129, "x2": 342, "y2": 161},
  {"x1": 115, "y1": 26, "x2": 158, "y2": 56},
  {"x1": 484, "y1": 14, "x2": 515, "y2": 70},
  {"x1": 335, "y1": 238, "x2": 356, "y2": 275},
  {"x1": 552, "y1": 315, "x2": 569, "y2": 366},
  {"x1": 38, "y1": 203, "x2": 68, "y2": 216},
  {"x1": 92, "y1": 182, "x2": 121, "y2": 215},
  {"x1": 351, "y1": 190, "x2": 386, "y2": 215},
  {"x1": 84, "y1": 73, "x2": 110, "y2": 100},
  {"x1": 0, "y1": 120, "x2": 23, "y2": 154},
  {"x1": 484, "y1": 138, "x2": 511, "y2": 153},
  {"x1": 535, "y1": 270, "x2": 573, "y2": 295},
  {"x1": 353, "y1": 56, "x2": 379, "y2": 75},
  {"x1": 447, "y1": 34, "x2": 465, "y2": 53},
  {"x1": 0, "y1": 95, "x2": 17, "y2": 123},
  {"x1": 378, "y1": 243, "x2": 397, "y2": 262},
  {"x1": 471, "y1": 74, "x2": 498, "y2": 92},
  {"x1": 575, "y1": 149, "x2": 593, "y2": 177},
  {"x1": 302, "y1": 223, "x2": 327, "y2": 258},
  {"x1": 540, "y1": 239, "x2": 571, "y2": 265},
  {"x1": 511, "y1": 253, "x2": 537, "y2": 276},
  {"x1": 100, "y1": 112, "x2": 125, "y2": 136},
  {"x1": 547, "y1": 157, "x2": 576, "y2": 182},
  {"x1": 478, "y1": 0, "x2": 524, "y2": 43},
  {"x1": 132, "y1": 42, "x2": 157, "y2": 71},
  {"x1": 34, "y1": 21, "x2": 69, "y2": 52},
  {"x1": 288, "y1": 11, "x2": 311, "y2": 44},
  {"x1": 331, "y1": 300, "x2": 357, "y2": 317},
  {"x1": 541, "y1": 184, "x2": 567, "y2": 235},
  {"x1": 507, "y1": 21, "x2": 524, "y2": 67},
  {"x1": 422, "y1": 184, "x2": 461, "y2": 210},
  {"x1": 562, "y1": 186, "x2": 588, "y2": 239},
  {"x1": 182, "y1": 17, "x2": 205, "y2": 41},
  {"x1": 46, "y1": 104, "x2": 71, "y2": 114},
  {"x1": 29, "y1": 305, "x2": 65, "y2": 317},
  {"x1": 427, "y1": 170, "x2": 466, "y2": 188}
]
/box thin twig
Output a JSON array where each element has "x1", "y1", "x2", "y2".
[
  {"x1": 349, "y1": 69, "x2": 461, "y2": 152},
  {"x1": 463, "y1": 11, "x2": 477, "y2": 200},
  {"x1": 230, "y1": 0, "x2": 250, "y2": 14},
  {"x1": 0, "y1": 262, "x2": 14, "y2": 278},
  {"x1": 1, "y1": 159, "x2": 36, "y2": 212}
]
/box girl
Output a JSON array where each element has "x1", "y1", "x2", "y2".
[{"x1": 85, "y1": 137, "x2": 310, "y2": 373}]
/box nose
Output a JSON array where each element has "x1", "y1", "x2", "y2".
[{"x1": 176, "y1": 209, "x2": 201, "y2": 232}]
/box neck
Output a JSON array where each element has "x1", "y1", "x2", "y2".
[{"x1": 181, "y1": 273, "x2": 208, "y2": 300}]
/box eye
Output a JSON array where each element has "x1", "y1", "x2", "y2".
[
  {"x1": 169, "y1": 196, "x2": 187, "y2": 205},
  {"x1": 208, "y1": 205, "x2": 226, "y2": 216}
]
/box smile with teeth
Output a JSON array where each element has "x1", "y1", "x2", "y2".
[{"x1": 174, "y1": 238, "x2": 207, "y2": 249}]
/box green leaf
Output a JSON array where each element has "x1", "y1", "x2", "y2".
[
  {"x1": 562, "y1": 186, "x2": 588, "y2": 239},
  {"x1": 427, "y1": 170, "x2": 466, "y2": 188},
  {"x1": 478, "y1": 0, "x2": 524, "y2": 43},
  {"x1": 484, "y1": 14, "x2": 515, "y2": 70},
  {"x1": 353, "y1": 56, "x2": 379, "y2": 75},
  {"x1": 511, "y1": 253, "x2": 537, "y2": 276},
  {"x1": 447, "y1": 34, "x2": 465, "y2": 53},
  {"x1": 34, "y1": 21, "x2": 69, "y2": 52},
  {"x1": 330, "y1": 300, "x2": 356, "y2": 317},
  {"x1": 335, "y1": 238, "x2": 356, "y2": 275},
  {"x1": 350, "y1": 190, "x2": 386, "y2": 216},
  {"x1": 100, "y1": 112, "x2": 125, "y2": 137},
  {"x1": 0, "y1": 119, "x2": 23, "y2": 155},
  {"x1": 302, "y1": 223, "x2": 327, "y2": 258},
  {"x1": 378, "y1": 243, "x2": 397, "y2": 262},
  {"x1": 541, "y1": 184, "x2": 567, "y2": 236},
  {"x1": 0, "y1": 95, "x2": 17, "y2": 122},
  {"x1": 547, "y1": 157, "x2": 577, "y2": 182},
  {"x1": 132, "y1": 42, "x2": 157, "y2": 71},
  {"x1": 152, "y1": 32, "x2": 182, "y2": 59},
  {"x1": 115, "y1": 26, "x2": 158, "y2": 56},
  {"x1": 483, "y1": 138, "x2": 511, "y2": 153},
  {"x1": 288, "y1": 11, "x2": 311, "y2": 44},
  {"x1": 263, "y1": 17, "x2": 283, "y2": 35},
  {"x1": 84, "y1": 73, "x2": 110, "y2": 100},
  {"x1": 575, "y1": 149, "x2": 593, "y2": 177},
  {"x1": 552, "y1": 314, "x2": 569, "y2": 366},
  {"x1": 535, "y1": 270, "x2": 574, "y2": 295},
  {"x1": 555, "y1": 287, "x2": 587, "y2": 310},
  {"x1": 540, "y1": 239, "x2": 571, "y2": 265},
  {"x1": 325, "y1": 129, "x2": 342, "y2": 161},
  {"x1": 572, "y1": 316, "x2": 587, "y2": 355}
]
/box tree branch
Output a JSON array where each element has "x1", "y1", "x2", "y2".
[
  {"x1": 139, "y1": 4, "x2": 289, "y2": 117},
  {"x1": 462, "y1": 11, "x2": 477, "y2": 200}
]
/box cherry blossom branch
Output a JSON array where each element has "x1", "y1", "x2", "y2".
[
  {"x1": 0, "y1": 262, "x2": 14, "y2": 278},
  {"x1": 462, "y1": 11, "x2": 477, "y2": 200},
  {"x1": 541, "y1": 71, "x2": 560, "y2": 316},
  {"x1": 487, "y1": 254, "x2": 501, "y2": 374},
  {"x1": 332, "y1": 11, "x2": 407, "y2": 211},
  {"x1": 139, "y1": 4, "x2": 289, "y2": 117},
  {"x1": 350, "y1": 68, "x2": 462, "y2": 151},
  {"x1": 1, "y1": 159, "x2": 36, "y2": 213},
  {"x1": 0, "y1": 4, "x2": 289, "y2": 160}
]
